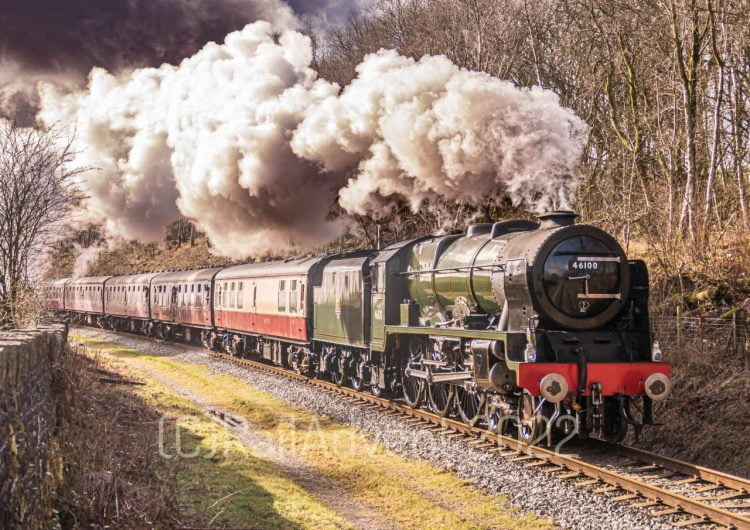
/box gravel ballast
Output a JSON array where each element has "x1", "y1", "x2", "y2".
[{"x1": 74, "y1": 328, "x2": 677, "y2": 530}]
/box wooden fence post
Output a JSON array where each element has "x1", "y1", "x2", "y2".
[{"x1": 676, "y1": 306, "x2": 683, "y2": 362}]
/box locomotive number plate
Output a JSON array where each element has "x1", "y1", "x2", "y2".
[
  {"x1": 569, "y1": 260, "x2": 601, "y2": 271},
  {"x1": 568, "y1": 256, "x2": 619, "y2": 272}
]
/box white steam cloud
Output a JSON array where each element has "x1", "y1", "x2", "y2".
[{"x1": 39, "y1": 22, "x2": 587, "y2": 259}]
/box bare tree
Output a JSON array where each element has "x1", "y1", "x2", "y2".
[{"x1": 0, "y1": 121, "x2": 85, "y2": 328}]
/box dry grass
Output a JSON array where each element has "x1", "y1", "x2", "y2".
[
  {"x1": 74, "y1": 334, "x2": 552, "y2": 530},
  {"x1": 52, "y1": 346, "x2": 183, "y2": 528},
  {"x1": 631, "y1": 231, "x2": 750, "y2": 316},
  {"x1": 64, "y1": 341, "x2": 352, "y2": 528},
  {"x1": 635, "y1": 329, "x2": 750, "y2": 478}
]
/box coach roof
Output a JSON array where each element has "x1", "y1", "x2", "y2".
[
  {"x1": 67, "y1": 276, "x2": 112, "y2": 286},
  {"x1": 151, "y1": 267, "x2": 224, "y2": 284},
  {"x1": 215, "y1": 255, "x2": 328, "y2": 280},
  {"x1": 106, "y1": 272, "x2": 162, "y2": 286}
]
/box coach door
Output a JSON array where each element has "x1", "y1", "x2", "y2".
[
  {"x1": 250, "y1": 282, "x2": 257, "y2": 332},
  {"x1": 170, "y1": 285, "x2": 178, "y2": 321}
]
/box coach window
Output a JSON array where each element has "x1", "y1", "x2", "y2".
[
  {"x1": 237, "y1": 282, "x2": 243, "y2": 309},
  {"x1": 278, "y1": 280, "x2": 286, "y2": 312},
  {"x1": 289, "y1": 280, "x2": 298, "y2": 313},
  {"x1": 230, "y1": 282, "x2": 236, "y2": 309}
]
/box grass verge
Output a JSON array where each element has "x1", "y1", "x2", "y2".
[
  {"x1": 71, "y1": 334, "x2": 552, "y2": 530},
  {"x1": 64, "y1": 340, "x2": 352, "y2": 528}
]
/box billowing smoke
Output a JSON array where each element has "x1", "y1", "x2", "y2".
[
  {"x1": 0, "y1": 0, "x2": 298, "y2": 125},
  {"x1": 39, "y1": 22, "x2": 587, "y2": 259},
  {"x1": 293, "y1": 51, "x2": 587, "y2": 215},
  {"x1": 71, "y1": 243, "x2": 109, "y2": 278}
]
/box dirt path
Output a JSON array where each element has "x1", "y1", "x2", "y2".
[{"x1": 123, "y1": 356, "x2": 395, "y2": 530}]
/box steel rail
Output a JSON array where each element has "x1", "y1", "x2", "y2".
[{"x1": 590, "y1": 440, "x2": 750, "y2": 494}]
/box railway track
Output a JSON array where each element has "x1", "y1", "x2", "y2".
[
  {"x1": 205, "y1": 351, "x2": 750, "y2": 529},
  {"x1": 71, "y1": 327, "x2": 750, "y2": 529}
]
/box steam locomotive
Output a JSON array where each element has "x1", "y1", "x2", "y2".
[{"x1": 44, "y1": 211, "x2": 670, "y2": 444}]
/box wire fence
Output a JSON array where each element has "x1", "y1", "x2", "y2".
[{"x1": 651, "y1": 315, "x2": 749, "y2": 366}]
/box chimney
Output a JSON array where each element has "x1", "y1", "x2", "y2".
[
  {"x1": 538, "y1": 210, "x2": 577, "y2": 229},
  {"x1": 466, "y1": 223, "x2": 493, "y2": 237}
]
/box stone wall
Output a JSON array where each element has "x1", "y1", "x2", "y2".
[{"x1": 0, "y1": 323, "x2": 67, "y2": 529}]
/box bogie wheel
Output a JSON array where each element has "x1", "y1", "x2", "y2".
[
  {"x1": 517, "y1": 392, "x2": 544, "y2": 445},
  {"x1": 455, "y1": 386, "x2": 486, "y2": 426},
  {"x1": 371, "y1": 385, "x2": 388, "y2": 398},
  {"x1": 402, "y1": 339, "x2": 426, "y2": 408},
  {"x1": 331, "y1": 361, "x2": 346, "y2": 387},
  {"x1": 488, "y1": 407, "x2": 509, "y2": 435},
  {"x1": 427, "y1": 382, "x2": 454, "y2": 417},
  {"x1": 351, "y1": 375, "x2": 364, "y2": 391}
]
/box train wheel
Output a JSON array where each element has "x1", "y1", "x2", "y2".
[
  {"x1": 402, "y1": 376, "x2": 423, "y2": 407},
  {"x1": 517, "y1": 392, "x2": 543, "y2": 445},
  {"x1": 332, "y1": 372, "x2": 347, "y2": 387},
  {"x1": 456, "y1": 386, "x2": 486, "y2": 426},
  {"x1": 331, "y1": 357, "x2": 347, "y2": 387},
  {"x1": 331, "y1": 370, "x2": 346, "y2": 387},
  {"x1": 351, "y1": 375, "x2": 364, "y2": 391},
  {"x1": 402, "y1": 339, "x2": 426, "y2": 408},
  {"x1": 427, "y1": 382, "x2": 454, "y2": 417},
  {"x1": 488, "y1": 407, "x2": 509, "y2": 435},
  {"x1": 602, "y1": 398, "x2": 628, "y2": 444}
]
